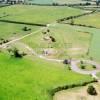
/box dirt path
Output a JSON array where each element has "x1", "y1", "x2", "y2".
[
  {"x1": 16, "y1": 42, "x2": 100, "y2": 78},
  {"x1": 0, "y1": 21, "x2": 57, "y2": 48},
  {"x1": 0, "y1": 18, "x2": 99, "y2": 77}
]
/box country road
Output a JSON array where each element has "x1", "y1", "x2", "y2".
[
  {"x1": 0, "y1": 20, "x2": 100, "y2": 79},
  {"x1": 19, "y1": 42, "x2": 100, "y2": 78}
]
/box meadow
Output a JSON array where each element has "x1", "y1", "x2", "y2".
[
  {"x1": 0, "y1": 52, "x2": 93, "y2": 100},
  {"x1": 70, "y1": 26, "x2": 100, "y2": 62},
  {"x1": 74, "y1": 12, "x2": 100, "y2": 28},
  {"x1": 22, "y1": 24, "x2": 91, "y2": 59},
  {"x1": 0, "y1": 5, "x2": 84, "y2": 24},
  {"x1": 0, "y1": 22, "x2": 39, "y2": 39},
  {"x1": 0, "y1": 4, "x2": 99, "y2": 100}
]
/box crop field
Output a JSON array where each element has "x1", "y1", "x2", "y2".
[
  {"x1": 0, "y1": 4, "x2": 100, "y2": 100},
  {"x1": 74, "y1": 12, "x2": 100, "y2": 28},
  {"x1": 0, "y1": 5, "x2": 84, "y2": 24}
]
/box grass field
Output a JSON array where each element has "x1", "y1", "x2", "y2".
[
  {"x1": 0, "y1": 4, "x2": 100, "y2": 100},
  {"x1": 0, "y1": 22, "x2": 39, "y2": 39},
  {"x1": 74, "y1": 12, "x2": 100, "y2": 28},
  {"x1": 0, "y1": 52, "x2": 93, "y2": 100},
  {"x1": 61, "y1": 25, "x2": 100, "y2": 62},
  {"x1": 21, "y1": 24, "x2": 91, "y2": 59},
  {"x1": 0, "y1": 5, "x2": 84, "y2": 24},
  {"x1": 77, "y1": 62, "x2": 96, "y2": 71}
]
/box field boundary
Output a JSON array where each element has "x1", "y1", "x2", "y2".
[
  {"x1": 50, "y1": 79, "x2": 97, "y2": 96},
  {"x1": 60, "y1": 22, "x2": 100, "y2": 29},
  {"x1": 57, "y1": 10, "x2": 96, "y2": 23},
  {"x1": 0, "y1": 19, "x2": 46, "y2": 27}
]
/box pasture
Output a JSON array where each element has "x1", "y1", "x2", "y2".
[
  {"x1": 0, "y1": 5, "x2": 84, "y2": 24},
  {"x1": 21, "y1": 24, "x2": 91, "y2": 59},
  {"x1": 0, "y1": 4, "x2": 100, "y2": 100},
  {"x1": 74, "y1": 12, "x2": 100, "y2": 28},
  {"x1": 0, "y1": 22, "x2": 39, "y2": 39},
  {"x1": 0, "y1": 52, "x2": 93, "y2": 100}
]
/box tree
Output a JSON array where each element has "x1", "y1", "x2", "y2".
[
  {"x1": 8, "y1": 48, "x2": 26, "y2": 58},
  {"x1": 49, "y1": 36, "x2": 56, "y2": 42},
  {"x1": 63, "y1": 59, "x2": 70, "y2": 65},
  {"x1": 13, "y1": 48, "x2": 23, "y2": 58},
  {"x1": 87, "y1": 85, "x2": 97, "y2": 95},
  {"x1": 23, "y1": 26, "x2": 31, "y2": 31},
  {"x1": 80, "y1": 65, "x2": 85, "y2": 69}
]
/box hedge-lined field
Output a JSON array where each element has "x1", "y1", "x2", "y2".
[
  {"x1": 0, "y1": 22, "x2": 39, "y2": 39},
  {"x1": 0, "y1": 5, "x2": 84, "y2": 24},
  {"x1": 0, "y1": 52, "x2": 93, "y2": 100},
  {"x1": 74, "y1": 12, "x2": 100, "y2": 28},
  {"x1": 21, "y1": 24, "x2": 91, "y2": 59}
]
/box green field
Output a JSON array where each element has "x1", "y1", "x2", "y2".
[
  {"x1": 68, "y1": 26, "x2": 100, "y2": 62},
  {"x1": 21, "y1": 24, "x2": 91, "y2": 59},
  {"x1": 0, "y1": 5, "x2": 84, "y2": 24},
  {"x1": 0, "y1": 4, "x2": 100, "y2": 100},
  {"x1": 0, "y1": 52, "x2": 93, "y2": 100},
  {"x1": 0, "y1": 22, "x2": 39, "y2": 39},
  {"x1": 74, "y1": 12, "x2": 100, "y2": 28}
]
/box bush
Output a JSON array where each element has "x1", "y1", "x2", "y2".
[
  {"x1": 80, "y1": 61, "x2": 84, "y2": 64},
  {"x1": 87, "y1": 85, "x2": 97, "y2": 95},
  {"x1": 10, "y1": 48, "x2": 26, "y2": 58},
  {"x1": 23, "y1": 26, "x2": 31, "y2": 31},
  {"x1": 13, "y1": 48, "x2": 23, "y2": 58},
  {"x1": 92, "y1": 65, "x2": 96, "y2": 69},
  {"x1": 49, "y1": 36, "x2": 56, "y2": 42},
  {"x1": 63, "y1": 59, "x2": 69, "y2": 65},
  {"x1": 81, "y1": 65, "x2": 85, "y2": 69}
]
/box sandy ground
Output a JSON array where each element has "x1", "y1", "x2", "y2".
[{"x1": 54, "y1": 83, "x2": 100, "y2": 100}]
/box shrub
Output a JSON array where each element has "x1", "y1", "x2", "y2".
[
  {"x1": 92, "y1": 65, "x2": 96, "y2": 69},
  {"x1": 87, "y1": 85, "x2": 97, "y2": 95},
  {"x1": 10, "y1": 48, "x2": 26, "y2": 58},
  {"x1": 80, "y1": 61, "x2": 84, "y2": 64},
  {"x1": 68, "y1": 66, "x2": 71, "y2": 70},
  {"x1": 63, "y1": 59, "x2": 69, "y2": 65},
  {"x1": 49, "y1": 36, "x2": 56, "y2": 42},
  {"x1": 81, "y1": 65, "x2": 85, "y2": 69},
  {"x1": 13, "y1": 48, "x2": 23, "y2": 58},
  {"x1": 23, "y1": 26, "x2": 31, "y2": 31}
]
